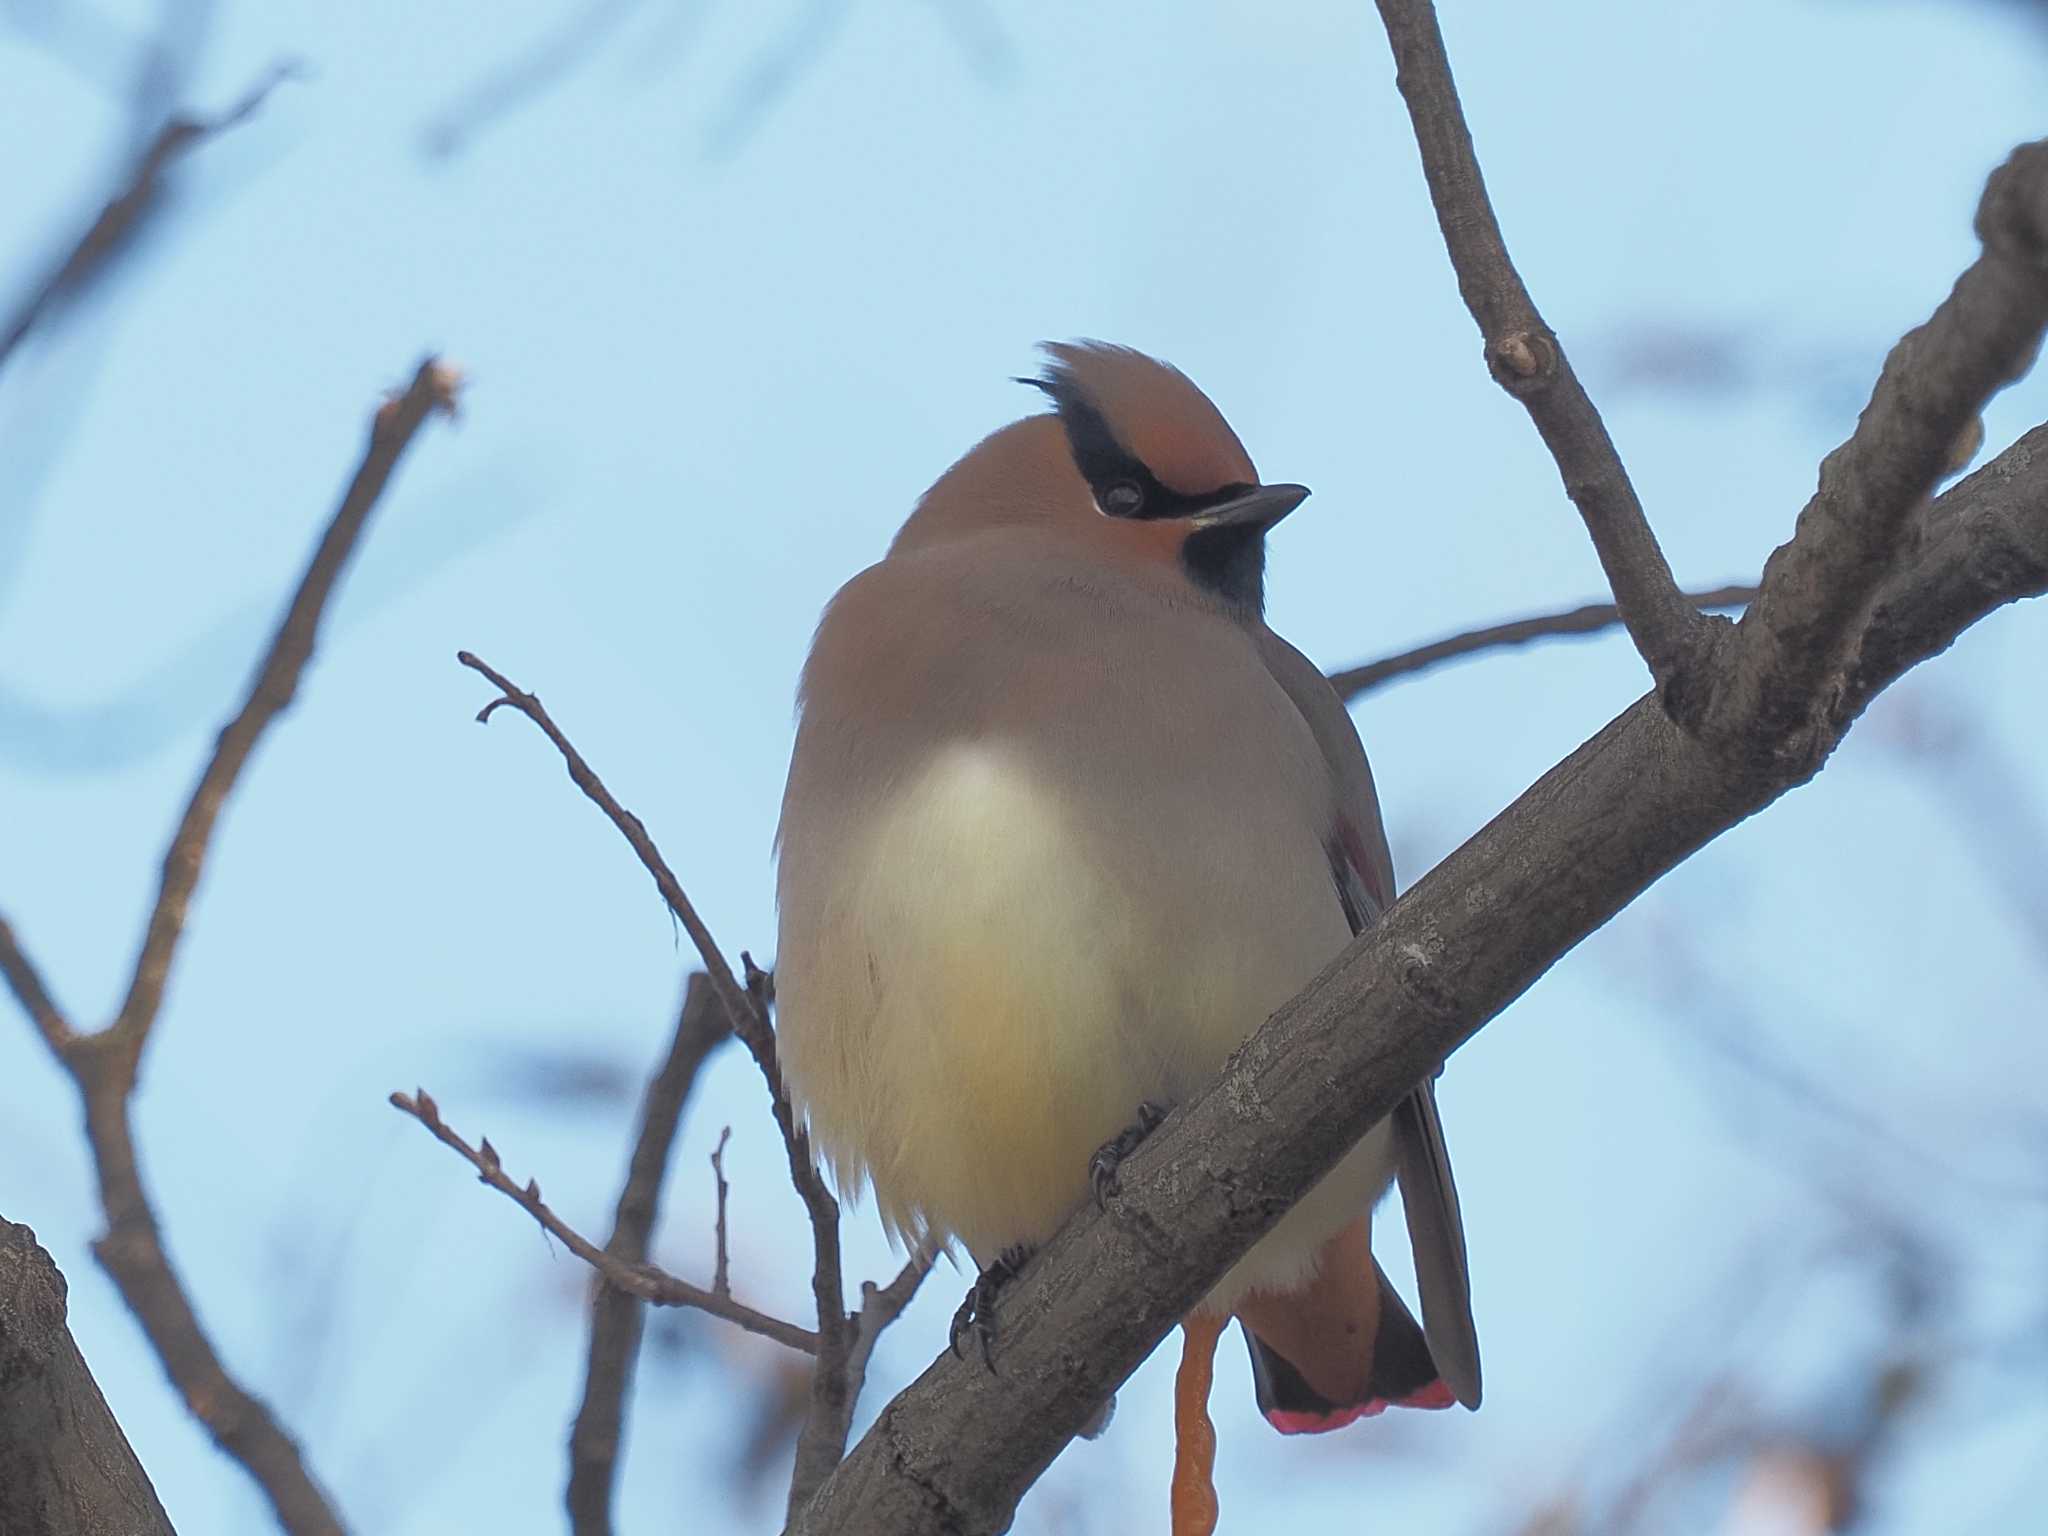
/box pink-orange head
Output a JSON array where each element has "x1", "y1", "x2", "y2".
[{"x1": 893, "y1": 341, "x2": 1308, "y2": 614}]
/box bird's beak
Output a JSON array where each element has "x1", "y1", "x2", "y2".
[{"x1": 1184, "y1": 482, "x2": 1311, "y2": 532}]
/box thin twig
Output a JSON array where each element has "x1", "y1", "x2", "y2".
[
  {"x1": 848, "y1": 1250, "x2": 934, "y2": 1390},
  {"x1": 448, "y1": 656, "x2": 939, "y2": 1507},
  {"x1": 711, "y1": 1126, "x2": 734, "y2": 1299},
  {"x1": 388, "y1": 1089, "x2": 816, "y2": 1354},
  {"x1": 0, "y1": 61, "x2": 301, "y2": 370},
  {"x1": 0, "y1": 358, "x2": 457, "y2": 1536},
  {"x1": 1371, "y1": 0, "x2": 1707, "y2": 701},
  {"x1": 567, "y1": 971, "x2": 733, "y2": 1536},
  {"x1": 1327, "y1": 585, "x2": 1757, "y2": 702},
  {"x1": 1721, "y1": 138, "x2": 2048, "y2": 757},
  {"x1": 454, "y1": 652, "x2": 767, "y2": 1069},
  {"x1": 454, "y1": 653, "x2": 853, "y2": 1478}
]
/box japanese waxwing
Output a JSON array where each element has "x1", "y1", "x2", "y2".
[{"x1": 774, "y1": 342, "x2": 1481, "y2": 1443}]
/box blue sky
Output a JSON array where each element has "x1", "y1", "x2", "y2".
[{"x1": 5, "y1": 2, "x2": 2047, "y2": 1531}]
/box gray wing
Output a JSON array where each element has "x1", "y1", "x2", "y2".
[
  {"x1": 1390, "y1": 1083, "x2": 1481, "y2": 1407},
  {"x1": 1255, "y1": 629, "x2": 1483, "y2": 1410}
]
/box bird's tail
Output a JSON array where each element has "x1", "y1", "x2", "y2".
[{"x1": 1234, "y1": 1218, "x2": 1455, "y2": 1435}]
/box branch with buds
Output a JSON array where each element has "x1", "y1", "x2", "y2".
[
  {"x1": 392, "y1": 651, "x2": 935, "y2": 1521},
  {"x1": 9, "y1": 10, "x2": 2043, "y2": 1532},
  {"x1": 783, "y1": 6, "x2": 2048, "y2": 1531},
  {"x1": 389, "y1": 1087, "x2": 816, "y2": 1352}
]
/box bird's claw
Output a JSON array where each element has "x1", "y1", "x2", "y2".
[
  {"x1": 949, "y1": 1244, "x2": 1032, "y2": 1372},
  {"x1": 1090, "y1": 1100, "x2": 1170, "y2": 1208}
]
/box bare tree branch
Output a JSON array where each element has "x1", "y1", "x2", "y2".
[
  {"x1": 1720, "y1": 140, "x2": 2048, "y2": 758},
  {"x1": 784, "y1": 393, "x2": 2048, "y2": 1536},
  {"x1": 0, "y1": 358, "x2": 457, "y2": 1536},
  {"x1": 1, "y1": 1217, "x2": 177, "y2": 1536},
  {"x1": 0, "y1": 60, "x2": 299, "y2": 372},
  {"x1": 388, "y1": 1088, "x2": 816, "y2": 1354},
  {"x1": 111, "y1": 360, "x2": 461, "y2": 1055},
  {"x1": 851, "y1": 1252, "x2": 934, "y2": 1387},
  {"x1": 567, "y1": 971, "x2": 733, "y2": 1536},
  {"x1": 448, "y1": 656, "x2": 947, "y2": 1510},
  {"x1": 419, "y1": 0, "x2": 644, "y2": 159},
  {"x1": 0, "y1": 914, "x2": 73, "y2": 1054},
  {"x1": 1371, "y1": 0, "x2": 1708, "y2": 700},
  {"x1": 452, "y1": 651, "x2": 863, "y2": 1491},
  {"x1": 785, "y1": 1248, "x2": 937, "y2": 1524},
  {"x1": 1327, "y1": 584, "x2": 1757, "y2": 702},
  {"x1": 453, "y1": 652, "x2": 771, "y2": 1080},
  {"x1": 1839, "y1": 424, "x2": 2048, "y2": 727}
]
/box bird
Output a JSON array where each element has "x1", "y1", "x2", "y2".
[{"x1": 773, "y1": 341, "x2": 1480, "y2": 1473}]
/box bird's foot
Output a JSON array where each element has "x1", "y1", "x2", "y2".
[
  {"x1": 1091, "y1": 1100, "x2": 1170, "y2": 1208},
  {"x1": 950, "y1": 1244, "x2": 1034, "y2": 1371}
]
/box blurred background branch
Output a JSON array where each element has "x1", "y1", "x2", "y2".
[
  {"x1": 0, "y1": 58, "x2": 297, "y2": 372},
  {"x1": 0, "y1": 359, "x2": 456, "y2": 1536},
  {"x1": 4, "y1": 1, "x2": 2047, "y2": 1533},
  {"x1": 1329, "y1": 585, "x2": 1758, "y2": 701},
  {"x1": 568, "y1": 970, "x2": 732, "y2": 1536}
]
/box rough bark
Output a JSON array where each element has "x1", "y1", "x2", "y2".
[
  {"x1": 1, "y1": 1218, "x2": 176, "y2": 1536},
  {"x1": 783, "y1": 427, "x2": 2048, "y2": 1536}
]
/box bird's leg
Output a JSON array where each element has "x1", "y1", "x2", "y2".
[
  {"x1": 949, "y1": 1243, "x2": 1034, "y2": 1371},
  {"x1": 1091, "y1": 1099, "x2": 1170, "y2": 1207},
  {"x1": 1170, "y1": 1310, "x2": 1226, "y2": 1536}
]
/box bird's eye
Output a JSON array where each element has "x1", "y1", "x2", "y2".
[{"x1": 1100, "y1": 480, "x2": 1145, "y2": 518}]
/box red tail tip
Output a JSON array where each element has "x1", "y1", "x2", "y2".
[
  {"x1": 1263, "y1": 1378, "x2": 1455, "y2": 1435},
  {"x1": 1266, "y1": 1401, "x2": 1387, "y2": 1435},
  {"x1": 1393, "y1": 1379, "x2": 1457, "y2": 1411}
]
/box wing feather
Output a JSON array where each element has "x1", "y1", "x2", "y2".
[{"x1": 1256, "y1": 628, "x2": 1482, "y2": 1410}]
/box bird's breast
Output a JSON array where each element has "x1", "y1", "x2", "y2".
[{"x1": 775, "y1": 735, "x2": 1352, "y2": 1264}]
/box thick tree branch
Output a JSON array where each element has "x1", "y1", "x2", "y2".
[
  {"x1": 1838, "y1": 423, "x2": 2048, "y2": 728},
  {"x1": 388, "y1": 1088, "x2": 815, "y2": 1353},
  {"x1": 786, "y1": 422, "x2": 2048, "y2": 1534},
  {"x1": 567, "y1": 972, "x2": 733, "y2": 1536},
  {"x1": 1326, "y1": 584, "x2": 1757, "y2": 702},
  {"x1": 1371, "y1": 0, "x2": 1707, "y2": 700},
  {"x1": 0, "y1": 62, "x2": 299, "y2": 372},
  {"x1": 1, "y1": 359, "x2": 457, "y2": 1536},
  {"x1": 1, "y1": 1217, "x2": 177, "y2": 1536},
  {"x1": 1716, "y1": 139, "x2": 2048, "y2": 759}
]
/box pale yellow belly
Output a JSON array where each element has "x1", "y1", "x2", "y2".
[{"x1": 774, "y1": 741, "x2": 1390, "y2": 1303}]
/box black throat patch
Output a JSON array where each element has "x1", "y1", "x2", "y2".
[{"x1": 1022, "y1": 370, "x2": 1267, "y2": 613}]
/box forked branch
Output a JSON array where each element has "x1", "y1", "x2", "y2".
[
  {"x1": 388, "y1": 1088, "x2": 815, "y2": 1353},
  {"x1": 1372, "y1": 0, "x2": 1709, "y2": 701},
  {"x1": 0, "y1": 357, "x2": 459, "y2": 1536}
]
